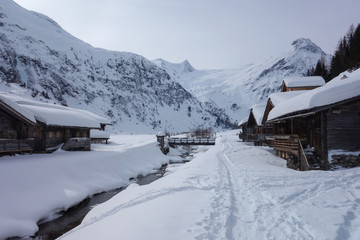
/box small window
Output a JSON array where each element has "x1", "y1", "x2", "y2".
[{"x1": 48, "y1": 131, "x2": 54, "y2": 139}]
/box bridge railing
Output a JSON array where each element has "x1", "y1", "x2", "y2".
[{"x1": 168, "y1": 137, "x2": 216, "y2": 145}]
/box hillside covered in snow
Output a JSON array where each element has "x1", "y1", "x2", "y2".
[
  {"x1": 0, "y1": 0, "x2": 233, "y2": 133},
  {"x1": 155, "y1": 38, "x2": 331, "y2": 123}
]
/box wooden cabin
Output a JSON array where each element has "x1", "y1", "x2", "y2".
[
  {"x1": 18, "y1": 102, "x2": 104, "y2": 152},
  {"x1": 243, "y1": 104, "x2": 271, "y2": 146},
  {"x1": 267, "y1": 72, "x2": 360, "y2": 170},
  {"x1": 1, "y1": 95, "x2": 110, "y2": 153},
  {"x1": 281, "y1": 76, "x2": 325, "y2": 92},
  {"x1": 0, "y1": 96, "x2": 36, "y2": 155},
  {"x1": 261, "y1": 91, "x2": 307, "y2": 146}
]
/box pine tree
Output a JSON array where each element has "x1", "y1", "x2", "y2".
[
  {"x1": 349, "y1": 24, "x2": 360, "y2": 69},
  {"x1": 328, "y1": 23, "x2": 360, "y2": 80},
  {"x1": 308, "y1": 56, "x2": 329, "y2": 81}
]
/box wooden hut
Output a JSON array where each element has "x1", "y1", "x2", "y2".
[
  {"x1": 267, "y1": 72, "x2": 360, "y2": 170},
  {"x1": 243, "y1": 104, "x2": 271, "y2": 146},
  {"x1": 261, "y1": 91, "x2": 307, "y2": 146},
  {"x1": 4, "y1": 96, "x2": 110, "y2": 152},
  {"x1": 281, "y1": 76, "x2": 325, "y2": 92},
  {"x1": 18, "y1": 101, "x2": 104, "y2": 152},
  {"x1": 0, "y1": 95, "x2": 36, "y2": 155}
]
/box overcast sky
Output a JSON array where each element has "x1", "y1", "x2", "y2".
[{"x1": 12, "y1": 0, "x2": 360, "y2": 69}]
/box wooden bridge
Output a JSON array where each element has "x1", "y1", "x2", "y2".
[{"x1": 168, "y1": 137, "x2": 216, "y2": 147}]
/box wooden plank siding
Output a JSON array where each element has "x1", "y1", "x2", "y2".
[
  {"x1": 32, "y1": 123, "x2": 91, "y2": 152},
  {"x1": 281, "y1": 82, "x2": 321, "y2": 92},
  {"x1": 274, "y1": 135, "x2": 300, "y2": 155},
  {"x1": 0, "y1": 106, "x2": 35, "y2": 155},
  {"x1": 326, "y1": 98, "x2": 360, "y2": 151}
]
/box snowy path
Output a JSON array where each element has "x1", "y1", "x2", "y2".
[{"x1": 60, "y1": 131, "x2": 360, "y2": 240}]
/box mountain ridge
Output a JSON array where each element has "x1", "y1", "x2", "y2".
[
  {"x1": 155, "y1": 38, "x2": 332, "y2": 123},
  {"x1": 0, "y1": 0, "x2": 234, "y2": 133}
]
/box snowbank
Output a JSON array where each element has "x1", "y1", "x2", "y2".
[{"x1": 0, "y1": 134, "x2": 169, "y2": 239}]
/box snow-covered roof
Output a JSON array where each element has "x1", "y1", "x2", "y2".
[
  {"x1": 283, "y1": 76, "x2": 325, "y2": 88},
  {"x1": 20, "y1": 104, "x2": 100, "y2": 128},
  {"x1": 76, "y1": 109, "x2": 112, "y2": 125},
  {"x1": 269, "y1": 69, "x2": 360, "y2": 121},
  {"x1": 157, "y1": 131, "x2": 165, "y2": 137},
  {"x1": 269, "y1": 91, "x2": 307, "y2": 106},
  {"x1": 1, "y1": 94, "x2": 108, "y2": 128},
  {"x1": 251, "y1": 104, "x2": 266, "y2": 125},
  {"x1": 238, "y1": 117, "x2": 248, "y2": 126},
  {"x1": 0, "y1": 94, "x2": 36, "y2": 124},
  {"x1": 90, "y1": 129, "x2": 110, "y2": 139}
]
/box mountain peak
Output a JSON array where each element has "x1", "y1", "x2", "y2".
[
  {"x1": 181, "y1": 60, "x2": 195, "y2": 72},
  {"x1": 153, "y1": 59, "x2": 195, "y2": 75},
  {"x1": 291, "y1": 38, "x2": 323, "y2": 54}
]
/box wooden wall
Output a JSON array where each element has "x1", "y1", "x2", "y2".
[
  {"x1": 32, "y1": 125, "x2": 91, "y2": 152},
  {"x1": 286, "y1": 86, "x2": 318, "y2": 91},
  {"x1": 0, "y1": 109, "x2": 32, "y2": 139},
  {"x1": 326, "y1": 98, "x2": 360, "y2": 151}
]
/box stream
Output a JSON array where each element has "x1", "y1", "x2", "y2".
[{"x1": 27, "y1": 146, "x2": 195, "y2": 240}]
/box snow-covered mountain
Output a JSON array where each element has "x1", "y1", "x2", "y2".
[
  {"x1": 0, "y1": 0, "x2": 233, "y2": 133},
  {"x1": 152, "y1": 58, "x2": 195, "y2": 79},
  {"x1": 154, "y1": 38, "x2": 331, "y2": 123}
]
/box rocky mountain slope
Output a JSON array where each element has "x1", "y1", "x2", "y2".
[
  {"x1": 0, "y1": 0, "x2": 233, "y2": 133},
  {"x1": 155, "y1": 38, "x2": 332, "y2": 123}
]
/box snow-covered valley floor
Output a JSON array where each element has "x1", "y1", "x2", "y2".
[
  {"x1": 58, "y1": 131, "x2": 360, "y2": 240},
  {"x1": 1, "y1": 131, "x2": 360, "y2": 240},
  {"x1": 0, "y1": 135, "x2": 177, "y2": 239}
]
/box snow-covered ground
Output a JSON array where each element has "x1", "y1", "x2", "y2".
[
  {"x1": 60, "y1": 131, "x2": 360, "y2": 240},
  {"x1": 0, "y1": 135, "x2": 179, "y2": 239}
]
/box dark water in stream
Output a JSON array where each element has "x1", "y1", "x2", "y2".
[{"x1": 18, "y1": 146, "x2": 195, "y2": 240}]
